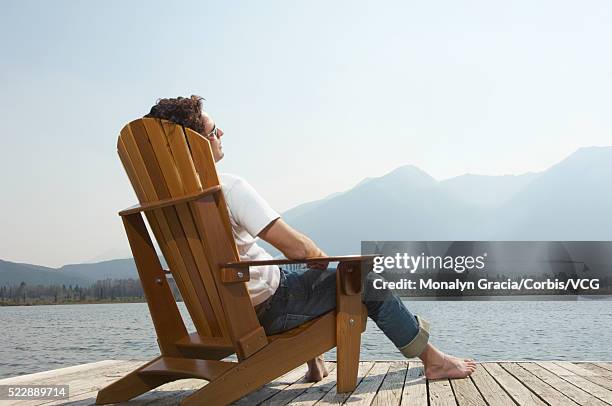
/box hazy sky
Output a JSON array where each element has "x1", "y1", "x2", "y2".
[{"x1": 1, "y1": 0, "x2": 611, "y2": 267}]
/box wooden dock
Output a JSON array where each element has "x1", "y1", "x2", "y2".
[{"x1": 1, "y1": 360, "x2": 612, "y2": 405}]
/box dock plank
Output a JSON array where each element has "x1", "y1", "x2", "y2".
[
  {"x1": 288, "y1": 363, "x2": 339, "y2": 406},
  {"x1": 538, "y1": 361, "x2": 612, "y2": 403},
  {"x1": 343, "y1": 361, "x2": 390, "y2": 406},
  {"x1": 469, "y1": 365, "x2": 515, "y2": 406},
  {"x1": 263, "y1": 362, "x2": 336, "y2": 406},
  {"x1": 553, "y1": 361, "x2": 597, "y2": 376},
  {"x1": 129, "y1": 378, "x2": 207, "y2": 405},
  {"x1": 316, "y1": 361, "x2": 374, "y2": 405},
  {"x1": 577, "y1": 363, "x2": 612, "y2": 377},
  {"x1": 568, "y1": 363, "x2": 612, "y2": 391},
  {"x1": 450, "y1": 376, "x2": 486, "y2": 406},
  {"x1": 482, "y1": 362, "x2": 546, "y2": 405},
  {"x1": 41, "y1": 378, "x2": 206, "y2": 406},
  {"x1": 594, "y1": 363, "x2": 612, "y2": 373},
  {"x1": 428, "y1": 379, "x2": 456, "y2": 406},
  {"x1": 0, "y1": 361, "x2": 123, "y2": 386},
  {"x1": 232, "y1": 364, "x2": 308, "y2": 405},
  {"x1": 401, "y1": 361, "x2": 427, "y2": 406},
  {"x1": 371, "y1": 361, "x2": 407, "y2": 406},
  {"x1": 2, "y1": 361, "x2": 143, "y2": 406},
  {"x1": 501, "y1": 363, "x2": 578, "y2": 405},
  {"x1": 519, "y1": 362, "x2": 608, "y2": 406}
]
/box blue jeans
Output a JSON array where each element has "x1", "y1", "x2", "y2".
[{"x1": 256, "y1": 265, "x2": 430, "y2": 357}]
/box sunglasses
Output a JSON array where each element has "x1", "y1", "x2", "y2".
[{"x1": 206, "y1": 124, "x2": 220, "y2": 139}]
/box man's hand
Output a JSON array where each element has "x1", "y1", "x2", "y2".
[{"x1": 307, "y1": 249, "x2": 329, "y2": 270}]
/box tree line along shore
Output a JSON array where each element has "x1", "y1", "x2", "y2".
[{"x1": 0, "y1": 278, "x2": 182, "y2": 306}]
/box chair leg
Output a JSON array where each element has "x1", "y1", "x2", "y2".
[
  {"x1": 336, "y1": 310, "x2": 362, "y2": 392},
  {"x1": 335, "y1": 280, "x2": 365, "y2": 394},
  {"x1": 95, "y1": 357, "x2": 175, "y2": 405}
]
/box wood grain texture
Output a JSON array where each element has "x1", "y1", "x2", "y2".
[
  {"x1": 335, "y1": 261, "x2": 365, "y2": 393},
  {"x1": 288, "y1": 363, "x2": 340, "y2": 406},
  {"x1": 519, "y1": 362, "x2": 608, "y2": 406},
  {"x1": 469, "y1": 364, "x2": 515, "y2": 406},
  {"x1": 371, "y1": 361, "x2": 407, "y2": 406},
  {"x1": 184, "y1": 127, "x2": 236, "y2": 251},
  {"x1": 7, "y1": 360, "x2": 612, "y2": 406},
  {"x1": 450, "y1": 376, "x2": 486, "y2": 406},
  {"x1": 571, "y1": 363, "x2": 612, "y2": 391},
  {"x1": 482, "y1": 362, "x2": 546, "y2": 405},
  {"x1": 401, "y1": 361, "x2": 427, "y2": 406},
  {"x1": 139, "y1": 118, "x2": 226, "y2": 338},
  {"x1": 594, "y1": 362, "x2": 612, "y2": 373},
  {"x1": 317, "y1": 361, "x2": 374, "y2": 405},
  {"x1": 428, "y1": 379, "x2": 456, "y2": 406},
  {"x1": 1, "y1": 362, "x2": 142, "y2": 406},
  {"x1": 343, "y1": 361, "x2": 390, "y2": 406},
  {"x1": 232, "y1": 364, "x2": 308, "y2": 405},
  {"x1": 577, "y1": 363, "x2": 612, "y2": 377},
  {"x1": 119, "y1": 122, "x2": 212, "y2": 337},
  {"x1": 500, "y1": 363, "x2": 578, "y2": 405},
  {"x1": 139, "y1": 357, "x2": 236, "y2": 381},
  {"x1": 537, "y1": 361, "x2": 612, "y2": 403},
  {"x1": 554, "y1": 361, "x2": 612, "y2": 394},
  {"x1": 263, "y1": 363, "x2": 337, "y2": 406},
  {"x1": 553, "y1": 361, "x2": 597, "y2": 376},
  {"x1": 118, "y1": 185, "x2": 220, "y2": 216},
  {"x1": 0, "y1": 361, "x2": 123, "y2": 385},
  {"x1": 95, "y1": 357, "x2": 176, "y2": 405},
  {"x1": 122, "y1": 214, "x2": 187, "y2": 357}
]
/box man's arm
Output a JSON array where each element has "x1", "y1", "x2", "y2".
[{"x1": 258, "y1": 218, "x2": 326, "y2": 260}]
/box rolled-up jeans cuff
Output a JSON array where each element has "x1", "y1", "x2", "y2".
[{"x1": 398, "y1": 316, "x2": 430, "y2": 358}]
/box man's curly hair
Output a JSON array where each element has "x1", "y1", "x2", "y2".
[{"x1": 145, "y1": 95, "x2": 207, "y2": 135}]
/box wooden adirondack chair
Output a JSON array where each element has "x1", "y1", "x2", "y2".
[{"x1": 95, "y1": 118, "x2": 374, "y2": 405}]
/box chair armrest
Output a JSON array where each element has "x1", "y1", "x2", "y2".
[
  {"x1": 221, "y1": 254, "x2": 378, "y2": 268},
  {"x1": 220, "y1": 255, "x2": 378, "y2": 286},
  {"x1": 119, "y1": 185, "x2": 222, "y2": 216}
]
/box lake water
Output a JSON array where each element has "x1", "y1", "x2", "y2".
[{"x1": 1, "y1": 299, "x2": 611, "y2": 379}]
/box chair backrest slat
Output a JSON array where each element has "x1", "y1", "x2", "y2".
[{"x1": 185, "y1": 128, "x2": 236, "y2": 247}]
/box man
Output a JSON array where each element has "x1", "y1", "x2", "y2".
[{"x1": 146, "y1": 96, "x2": 476, "y2": 382}]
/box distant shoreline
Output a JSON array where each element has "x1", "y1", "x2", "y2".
[
  {"x1": 0, "y1": 298, "x2": 150, "y2": 307},
  {"x1": 2, "y1": 294, "x2": 610, "y2": 307}
]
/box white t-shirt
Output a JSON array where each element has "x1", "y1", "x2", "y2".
[{"x1": 219, "y1": 173, "x2": 281, "y2": 306}]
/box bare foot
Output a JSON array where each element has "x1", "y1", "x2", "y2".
[
  {"x1": 424, "y1": 354, "x2": 476, "y2": 379},
  {"x1": 419, "y1": 343, "x2": 476, "y2": 380},
  {"x1": 305, "y1": 355, "x2": 329, "y2": 382}
]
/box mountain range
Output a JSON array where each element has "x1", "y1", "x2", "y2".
[
  {"x1": 270, "y1": 146, "x2": 612, "y2": 255},
  {"x1": 2, "y1": 146, "x2": 611, "y2": 286}
]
